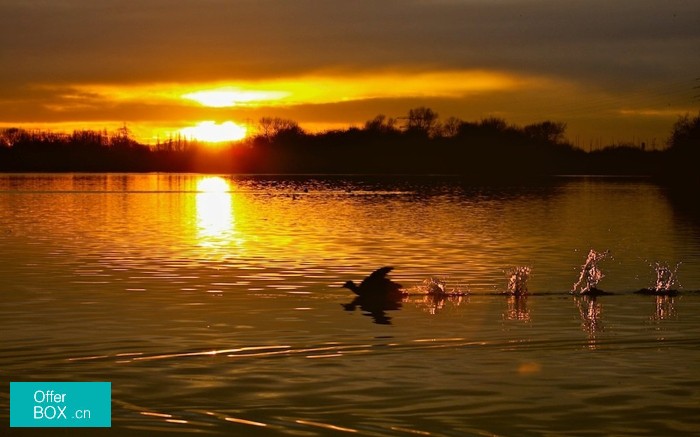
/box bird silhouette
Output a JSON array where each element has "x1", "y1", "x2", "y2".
[
  {"x1": 342, "y1": 267, "x2": 404, "y2": 324},
  {"x1": 343, "y1": 266, "x2": 403, "y2": 298},
  {"x1": 341, "y1": 295, "x2": 402, "y2": 325}
]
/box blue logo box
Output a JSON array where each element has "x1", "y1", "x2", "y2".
[{"x1": 10, "y1": 382, "x2": 111, "y2": 427}]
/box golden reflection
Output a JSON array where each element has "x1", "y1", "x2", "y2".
[
  {"x1": 652, "y1": 295, "x2": 677, "y2": 321},
  {"x1": 195, "y1": 177, "x2": 236, "y2": 247},
  {"x1": 504, "y1": 296, "x2": 531, "y2": 322},
  {"x1": 296, "y1": 419, "x2": 358, "y2": 433},
  {"x1": 575, "y1": 296, "x2": 603, "y2": 347},
  {"x1": 140, "y1": 412, "x2": 173, "y2": 419},
  {"x1": 224, "y1": 417, "x2": 268, "y2": 427},
  {"x1": 390, "y1": 426, "x2": 432, "y2": 436},
  {"x1": 517, "y1": 361, "x2": 543, "y2": 375}
]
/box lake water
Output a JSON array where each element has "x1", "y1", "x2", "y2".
[{"x1": 1, "y1": 173, "x2": 699, "y2": 436}]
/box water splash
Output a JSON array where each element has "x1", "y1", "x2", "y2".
[
  {"x1": 423, "y1": 276, "x2": 447, "y2": 294},
  {"x1": 417, "y1": 276, "x2": 469, "y2": 296},
  {"x1": 505, "y1": 266, "x2": 531, "y2": 296},
  {"x1": 572, "y1": 249, "x2": 609, "y2": 294},
  {"x1": 650, "y1": 261, "x2": 681, "y2": 292},
  {"x1": 407, "y1": 294, "x2": 469, "y2": 315}
]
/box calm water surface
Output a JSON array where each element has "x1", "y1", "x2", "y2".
[{"x1": 1, "y1": 174, "x2": 699, "y2": 436}]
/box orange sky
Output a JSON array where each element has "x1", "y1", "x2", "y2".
[{"x1": 1, "y1": 0, "x2": 698, "y2": 146}]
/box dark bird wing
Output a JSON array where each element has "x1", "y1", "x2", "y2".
[{"x1": 360, "y1": 266, "x2": 394, "y2": 289}]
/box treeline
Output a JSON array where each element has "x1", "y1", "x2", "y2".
[
  {"x1": 244, "y1": 113, "x2": 580, "y2": 175},
  {"x1": 1, "y1": 109, "x2": 698, "y2": 182},
  {"x1": 0, "y1": 126, "x2": 152, "y2": 172}
]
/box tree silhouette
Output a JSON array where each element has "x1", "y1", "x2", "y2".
[
  {"x1": 406, "y1": 107, "x2": 439, "y2": 136},
  {"x1": 364, "y1": 114, "x2": 399, "y2": 133},
  {"x1": 257, "y1": 117, "x2": 301, "y2": 142},
  {"x1": 663, "y1": 112, "x2": 700, "y2": 185},
  {"x1": 668, "y1": 113, "x2": 700, "y2": 151},
  {"x1": 441, "y1": 116, "x2": 463, "y2": 138},
  {"x1": 523, "y1": 121, "x2": 567, "y2": 144}
]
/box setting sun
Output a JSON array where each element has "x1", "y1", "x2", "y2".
[{"x1": 179, "y1": 121, "x2": 247, "y2": 143}]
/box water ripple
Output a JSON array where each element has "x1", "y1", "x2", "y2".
[{"x1": 3, "y1": 175, "x2": 700, "y2": 436}]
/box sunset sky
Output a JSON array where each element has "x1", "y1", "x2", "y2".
[{"x1": 1, "y1": 0, "x2": 699, "y2": 146}]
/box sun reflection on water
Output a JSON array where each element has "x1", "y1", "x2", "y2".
[{"x1": 195, "y1": 177, "x2": 238, "y2": 248}]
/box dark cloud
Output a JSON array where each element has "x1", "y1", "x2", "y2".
[
  {"x1": 1, "y1": 0, "x2": 698, "y2": 142},
  {"x1": 2, "y1": 0, "x2": 698, "y2": 84}
]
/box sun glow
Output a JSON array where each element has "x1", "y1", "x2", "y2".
[
  {"x1": 178, "y1": 70, "x2": 530, "y2": 108},
  {"x1": 71, "y1": 70, "x2": 528, "y2": 109},
  {"x1": 29, "y1": 69, "x2": 562, "y2": 143},
  {"x1": 180, "y1": 121, "x2": 247, "y2": 142},
  {"x1": 183, "y1": 89, "x2": 289, "y2": 107}
]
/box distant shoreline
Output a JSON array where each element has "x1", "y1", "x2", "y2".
[{"x1": 1, "y1": 112, "x2": 697, "y2": 184}]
